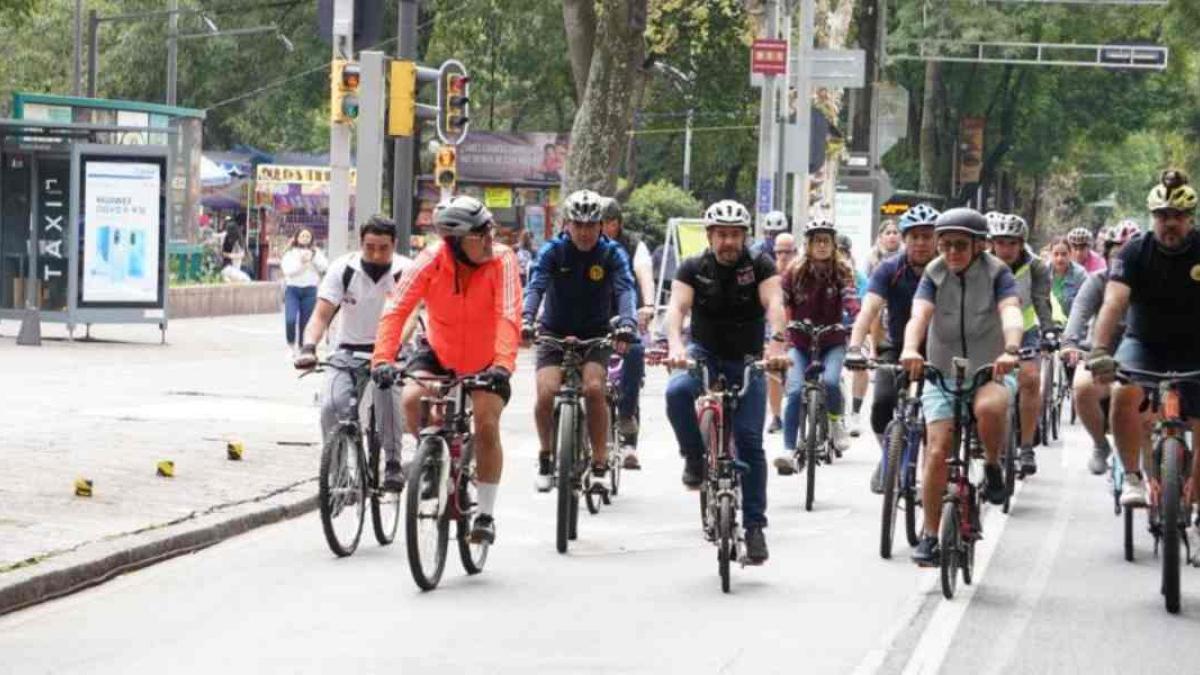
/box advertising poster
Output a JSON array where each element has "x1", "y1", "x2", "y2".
[
  {"x1": 455, "y1": 132, "x2": 570, "y2": 184},
  {"x1": 833, "y1": 191, "x2": 875, "y2": 275},
  {"x1": 958, "y1": 116, "x2": 985, "y2": 185},
  {"x1": 82, "y1": 160, "x2": 163, "y2": 305}
]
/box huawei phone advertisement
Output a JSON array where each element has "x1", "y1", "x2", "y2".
[{"x1": 82, "y1": 160, "x2": 163, "y2": 305}]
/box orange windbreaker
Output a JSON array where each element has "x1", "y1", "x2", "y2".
[{"x1": 373, "y1": 240, "x2": 522, "y2": 374}]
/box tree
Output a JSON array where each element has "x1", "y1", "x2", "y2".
[{"x1": 562, "y1": 0, "x2": 649, "y2": 195}]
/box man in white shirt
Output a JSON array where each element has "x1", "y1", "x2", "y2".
[{"x1": 294, "y1": 216, "x2": 413, "y2": 490}]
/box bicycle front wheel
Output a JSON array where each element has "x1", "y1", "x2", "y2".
[
  {"x1": 718, "y1": 494, "x2": 734, "y2": 594},
  {"x1": 368, "y1": 411, "x2": 400, "y2": 546},
  {"x1": 456, "y1": 441, "x2": 488, "y2": 575},
  {"x1": 804, "y1": 393, "x2": 820, "y2": 511},
  {"x1": 1002, "y1": 409, "x2": 1017, "y2": 514},
  {"x1": 555, "y1": 404, "x2": 579, "y2": 554},
  {"x1": 880, "y1": 420, "x2": 905, "y2": 559},
  {"x1": 318, "y1": 429, "x2": 366, "y2": 557},
  {"x1": 1124, "y1": 505, "x2": 1135, "y2": 563},
  {"x1": 1161, "y1": 437, "x2": 1185, "y2": 614},
  {"x1": 405, "y1": 437, "x2": 450, "y2": 591},
  {"x1": 940, "y1": 500, "x2": 960, "y2": 600},
  {"x1": 699, "y1": 407, "x2": 719, "y2": 531}
]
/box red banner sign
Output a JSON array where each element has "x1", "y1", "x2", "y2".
[{"x1": 751, "y1": 39, "x2": 789, "y2": 76}]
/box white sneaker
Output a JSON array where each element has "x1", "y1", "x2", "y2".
[
  {"x1": 772, "y1": 448, "x2": 795, "y2": 475},
  {"x1": 848, "y1": 411, "x2": 863, "y2": 438},
  {"x1": 1120, "y1": 473, "x2": 1149, "y2": 507},
  {"x1": 831, "y1": 419, "x2": 850, "y2": 453}
]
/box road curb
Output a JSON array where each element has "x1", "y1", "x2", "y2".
[{"x1": 0, "y1": 493, "x2": 316, "y2": 617}]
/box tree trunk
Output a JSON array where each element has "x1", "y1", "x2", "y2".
[
  {"x1": 849, "y1": 0, "x2": 878, "y2": 152},
  {"x1": 562, "y1": 0, "x2": 597, "y2": 103},
  {"x1": 919, "y1": 60, "x2": 942, "y2": 195},
  {"x1": 616, "y1": 70, "x2": 650, "y2": 200},
  {"x1": 563, "y1": 0, "x2": 648, "y2": 195}
]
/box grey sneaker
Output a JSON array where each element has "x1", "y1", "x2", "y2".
[
  {"x1": 1019, "y1": 447, "x2": 1038, "y2": 477},
  {"x1": 1088, "y1": 445, "x2": 1110, "y2": 475},
  {"x1": 745, "y1": 526, "x2": 769, "y2": 564},
  {"x1": 1120, "y1": 473, "x2": 1148, "y2": 507}
]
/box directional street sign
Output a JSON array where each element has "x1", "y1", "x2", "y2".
[{"x1": 790, "y1": 49, "x2": 866, "y2": 89}]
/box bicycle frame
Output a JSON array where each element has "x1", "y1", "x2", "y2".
[
  {"x1": 877, "y1": 365, "x2": 924, "y2": 492},
  {"x1": 788, "y1": 321, "x2": 846, "y2": 457},
  {"x1": 409, "y1": 374, "x2": 480, "y2": 521},
  {"x1": 540, "y1": 335, "x2": 611, "y2": 477},
  {"x1": 926, "y1": 361, "x2": 996, "y2": 541}
]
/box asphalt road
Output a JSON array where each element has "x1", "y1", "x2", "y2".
[{"x1": 3, "y1": 366, "x2": 1198, "y2": 674}]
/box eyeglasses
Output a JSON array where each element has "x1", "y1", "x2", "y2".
[
  {"x1": 1154, "y1": 209, "x2": 1191, "y2": 220},
  {"x1": 774, "y1": 248, "x2": 796, "y2": 255},
  {"x1": 464, "y1": 224, "x2": 494, "y2": 242},
  {"x1": 937, "y1": 239, "x2": 972, "y2": 254}
]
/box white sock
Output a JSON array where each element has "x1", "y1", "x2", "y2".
[{"x1": 477, "y1": 482, "x2": 498, "y2": 516}]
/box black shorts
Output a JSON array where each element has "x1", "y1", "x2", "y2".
[
  {"x1": 535, "y1": 335, "x2": 613, "y2": 370},
  {"x1": 405, "y1": 341, "x2": 511, "y2": 405}
]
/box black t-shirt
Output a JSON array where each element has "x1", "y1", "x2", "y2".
[
  {"x1": 676, "y1": 248, "x2": 777, "y2": 360},
  {"x1": 1110, "y1": 230, "x2": 1200, "y2": 361}
]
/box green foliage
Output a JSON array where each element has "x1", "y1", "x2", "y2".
[{"x1": 623, "y1": 179, "x2": 703, "y2": 249}]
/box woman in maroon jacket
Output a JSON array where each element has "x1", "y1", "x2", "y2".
[{"x1": 775, "y1": 219, "x2": 861, "y2": 473}]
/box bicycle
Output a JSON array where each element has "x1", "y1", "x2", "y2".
[
  {"x1": 785, "y1": 320, "x2": 847, "y2": 512},
  {"x1": 923, "y1": 358, "x2": 1000, "y2": 600},
  {"x1": 675, "y1": 357, "x2": 768, "y2": 593},
  {"x1": 867, "y1": 362, "x2": 924, "y2": 559},
  {"x1": 401, "y1": 371, "x2": 491, "y2": 591},
  {"x1": 538, "y1": 334, "x2": 615, "y2": 554},
  {"x1": 604, "y1": 353, "x2": 626, "y2": 496},
  {"x1": 1114, "y1": 367, "x2": 1200, "y2": 613},
  {"x1": 302, "y1": 357, "x2": 402, "y2": 558},
  {"x1": 1038, "y1": 334, "x2": 1071, "y2": 445}
]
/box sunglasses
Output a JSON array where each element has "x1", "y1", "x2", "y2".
[
  {"x1": 937, "y1": 239, "x2": 972, "y2": 254},
  {"x1": 1154, "y1": 209, "x2": 1191, "y2": 220}
]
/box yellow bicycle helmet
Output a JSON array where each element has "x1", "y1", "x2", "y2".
[{"x1": 1147, "y1": 170, "x2": 1198, "y2": 212}]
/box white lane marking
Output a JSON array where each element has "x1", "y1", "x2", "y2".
[
  {"x1": 897, "y1": 480, "x2": 1024, "y2": 675},
  {"x1": 982, "y1": 470, "x2": 1073, "y2": 675}
]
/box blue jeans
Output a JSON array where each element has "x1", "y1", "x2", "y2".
[
  {"x1": 285, "y1": 285, "x2": 317, "y2": 346},
  {"x1": 783, "y1": 344, "x2": 846, "y2": 449},
  {"x1": 665, "y1": 344, "x2": 768, "y2": 527},
  {"x1": 617, "y1": 339, "x2": 644, "y2": 421}
]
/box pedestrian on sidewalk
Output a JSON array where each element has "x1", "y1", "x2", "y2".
[{"x1": 280, "y1": 228, "x2": 328, "y2": 356}]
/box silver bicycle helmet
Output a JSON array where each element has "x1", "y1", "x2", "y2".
[
  {"x1": 433, "y1": 195, "x2": 493, "y2": 237},
  {"x1": 762, "y1": 210, "x2": 788, "y2": 233},
  {"x1": 563, "y1": 189, "x2": 605, "y2": 224},
  {"x1": 987, "y1": 212, "x2": 1028, "y2": 240}
]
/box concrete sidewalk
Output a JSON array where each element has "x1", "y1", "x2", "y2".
[{"x1": 0, "y1": 313, "x2": 323, "y2": 613}]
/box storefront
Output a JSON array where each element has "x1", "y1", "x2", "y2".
[{"x1": 253, "y1": 163, "x2": 356, "y2": 278}]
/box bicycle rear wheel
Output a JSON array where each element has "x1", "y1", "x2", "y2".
[
  {"x1": 940, "y1": 500, "x2": 960, "y2": 600},
  {"x1": 368, "y1": 411, "x2": 400, "y2": 546},
  {"x1": 880, "y1": 420, "x2": 905, "y2": 559},
  {"x1": 405, "y1": 437, "x2": 450, "y2": 591},
  {"x1": 609, "y1": 402, "x2": 622, "y2": 497},
  {"x1": 718, "y1": 494, "x2": 734, "y2": 593},
  {"x1": 1124, "y1": 506, "x2": 1135, "y2": 563},
  {"x1": 805, "y1": 394, "x2": 819, "y2": 512},
  {"x1": 1002, "y1": 409, "x2": 1017, "y2": 514},
  {"x1": 456, "y1": 441, "x2": 488, "y2": 575},
  {"x1": 555, "y1": 404, "x2": 578, "y2": 554},
  {"x1": 318, "y1": 429, "x2": 366, "y2": 557},
  {"x1": 1039, "y1": 359, "x2": 1053, "y2": 447},
  {"x1": 1161, "y1": 437, "x2": 1185, "y2": 614}
]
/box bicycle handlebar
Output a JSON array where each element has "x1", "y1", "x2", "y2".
[
  {"x1": 922, "y1": 362, "x2": 997, "y2": 396},
  {"x1": 787, "y1": 320, "x2": 846, "y2": 340},
  {"x1": 1115, "y1": 367, "x2": 1200, "y2": 387},
  {"x1": 535, "y1": 334, "x2": 613, "y2": 351}
]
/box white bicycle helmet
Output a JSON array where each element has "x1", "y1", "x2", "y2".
[
  {"x1": 762, "y1": 210, "x2": 788, "y2": 233},
  {"x1": 804, "y1": 219, "x2": 837, "y2": 237},
  {"x1": 987, "y1": 212, "x2": 1028, "y2": 240},
  {"x1": 433, "y1": 196, "x2": 493, "y2": 237},
  {"x1": 703, "y1": 200, "x2": 752, "y2": 230},
  {"x1": 1066, "y1": 227, "x2": 1093, "y2": 247},
  {"x1": 563, "y1": 189, "x2": 605, "y2": 224}
]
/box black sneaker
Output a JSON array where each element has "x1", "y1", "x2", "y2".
[
  {"x1": 984, "y1": 462, "x2": 1007, "y2": 505},
  {"x1": 912, "y1": 534, "x2": 939, "y2": 566},
  {"x1": 767, "y1": 416, "x2": 782, "y2": 434},
  {"x1": 745, "y1": 526, "x2": 769, "y2": 564},
  {"x1": 383, "y1": 460, "x2": 405, "y2": 492},
  {"x1": 1019, "y1": 447, "x2": 1038, "y2": 477},
  {"x1": 682, "y1": 455, "x2": 705, "y2": 489},
  {"x1": 469, "y1": 514, "x2": 495, "y2": 544},
  {"x1": 535, "y1": 453, "x2": 554, "y2": 493}
]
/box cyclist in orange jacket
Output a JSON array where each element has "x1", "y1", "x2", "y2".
[{"x1": 372, "y1": 196, "x2": 523, "y2": 545}]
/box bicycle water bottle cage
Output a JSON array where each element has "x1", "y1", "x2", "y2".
[{"x1": 805, "y1": 362, "x2": 825, "y2": 381}]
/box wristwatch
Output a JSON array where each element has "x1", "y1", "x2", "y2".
[
  {"x1": 1004, "y1": 345, "x2": 1020, "y2": 356},
  {"x1": 770, "y1": 331, "x2": 787, "y2": 343}
]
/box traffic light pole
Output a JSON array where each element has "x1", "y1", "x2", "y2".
[
  {"x1": 357, "y1": 51, "x2": 387, "y2": 227},
  {"x1": 328, "y1": 0, "x2": 354, "y2": 259},
  {"x1": 391, "y1": 0, "x2": 419, "y2": 257}
]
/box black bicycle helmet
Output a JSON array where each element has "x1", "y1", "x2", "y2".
[{"x1": 934, "y1": 207, "x2": 989, "y2": 239}]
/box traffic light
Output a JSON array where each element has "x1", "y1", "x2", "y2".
[
  {"x1": 437, "y1": 59, "x2": 470, "y2": 145},
  {"x1": 434, "y1": 145, "x2": 457, "y2": 190},
  {"x1": 388, "y1": 60, "x2": 440, "y2": 138},
  {"x1": 331, "y1": 58, "x2": 361, "y2": 125}
]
